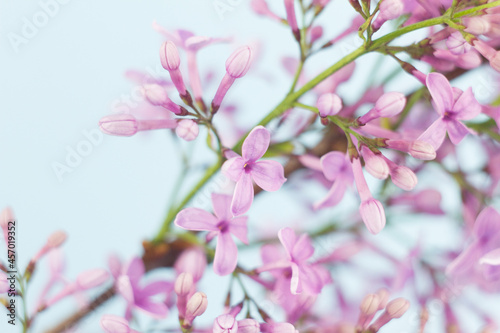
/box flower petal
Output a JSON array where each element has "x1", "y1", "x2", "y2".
[
  {"x1": 446, "y1": 119, "x2": 471, "y2": 145},
  {"x1": 313, "y1": 180, "x2": 347, "y2": 210},
  {"x1": 446, "y1": 242, "x2": 481, "y2": 276},
  {"x1": 230, "y1": 173, "x2": 254, "y2": 216},
  {"x1": 117, "y1": 276, "x2": 135, "y2": 305},
  {"x1": 251, "y1": 160, "x2": 286, "y2": 192},
  {"x1": 299, "y1": 265, "x2": 323, "y2": 294},
  {"x1": 174, "y1": 208, "x2": 219, "y2": 231},
  {"x1": 290, "y1": 262, "x2": 302, "y2": 294},
  {"x1": 417, "y1": 118, "x2": 447, "y2": 150},
  {"x1": 320, "y1": 152, "x2": 347, "y2": 181},
  {"x1": 222, "y1": 156, "x2": 245, "y2": 182},
  {"x1": 213, "y1": 232, "x2": 238, "y2": 275},
  {"x1": 136, "y1": 299, "x2": 169, "y2": 318},
  {"x1": 292, "y1": 234, "x2": 314, "y2": 263},
  {"x1": 473, "y1": 206, "x2": 500, "y2": 241},
  {"x1": 278, "y1": 227, "x2": 297, "y2": 260},
  {"x1": 452, "y1": 87, "x2": 481, "y2": 120},
  {"x1": 212, "y1": 193, "x2": 233, "y2": 221},
  {"x1": 140, "y1": 281, "x2": 173, "y2": 298},
  {"x1": 229, "y1": 216, "x2": 249, "y2": 244},
  {"x1": 125, "y1": 257, "x2": 144, "y2": 287},
  {"x1": 480, "y1": 248, "x2": 500, "y2": 266},
  {"x1": 426, "y1": 72, "x2": 454, "y2": 115},
  {"x1": 242, "y1": 126, "x2": 271, "y2": 162}
]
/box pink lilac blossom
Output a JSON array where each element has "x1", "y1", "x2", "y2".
[
  {"x1": 222, "y1": 126, "x2": 286, "y2": 216},
  {"x1": 174, "y1": 193, "x2": 248, "y2": 276}
]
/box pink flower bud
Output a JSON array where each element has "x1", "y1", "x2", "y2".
[
  {"x1": 316, "y1": 93, "x2": 342, "y2": 117},
  {"x1": 386, "y1": 298, "x2": 410, "y2": 318},
  {"x1": 226, "y1": 46, "x2": 252, "y2": 78},
  {"x1": 176, "y1": 119, "x2": 199, "y2": 141},
  {"x1": 100, "y1": 315, "x2": 137, "y2": 333},
  {"x1": 389, "y1": 165, "x2": 418, "y2": 191},
  {"x1": 175, "y1": 272, "x2": 193, "y2": 296},
  {"x1": 251, "y1": 0, "x2": 280, "y2": 21},
  {"x1": 446, "y1": 31, "x2": 471, "y2": 55},
  {"x1": 359, "y1": 199, "x2": 386, "y2": 235},
  {"x1": 361, "y1": 147, "x2": 389, "y2": 180},
  {"x1": 374, "y1": 92, "x2": 406, "y2": 117},
  {"x1": 160, "y1": 41, "x2": 181, "y2": 71},
  {"x1": 409, "y1": 140, "x2": 436, "y2": 160},
  {"x1": 284, "y1": 0, "x2": 300, "y2": 41},
  {"x1": 1, "y1": 207, "x2": 15, "y2": 244},
  {"x1": 185, "y1": 292, "x2": 208, "y2": 320},
  {"x1": 357, "y1": 293, "x2": 381, "y2": 329},
  {"x1": 76, "y1": 269, "x2": 109, "y2": 289},
  {"x1": 175, "y1": 247, "x2": 207, "y2": 283},
  {"x1": 372, "y1": 0, "x2": 404, "y2": 30},
  {"x1": 237, "y1": 319, "x2": 260, "y2": 333},
  {"x1": 142, "y1": 84, "x2": 169, "y2": 105},
  {"x1": 376, "y1": 288, "x2": 390, "y2": 310},
  {"x1": 309, "y1": 26, "x2": 323, "y2": 44},
  {"x1": 99, "y1": 114, "x2": 138, "y2": 136},
  {"x1": 213, "y1": 314, "x2": 237, "y2": 333},
  {"x1": 47, "y1": 231, "x2": 67, "y2": 248},
  {"x1": 472, "y1": 39, "x2": 500, "y2": 72},
  {"x1": 464, "y1": 17, "x2": 491, "y2": 35}
]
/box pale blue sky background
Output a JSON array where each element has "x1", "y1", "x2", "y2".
[{"x1": 1, "y1": 1, "x2": 499, "y2": 332}]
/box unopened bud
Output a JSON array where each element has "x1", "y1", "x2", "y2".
[
  {"x1": 176, "y1": 119, "x2": 199, "y2": 141},
  {"x1": 185, "y1": 292, "x2": 208, "y2": 320},
  {"x1": 238, "y1": 319, "x2": 260, "y2": 333},
  {"x1": 160, "y1": 41, "x2": 181, "y2": 71},
  {"x1": 316, "y1": 93, "x2": 342, "y2": 117},
  {"x1": 175, "y1": 272, "x2": 194, "y2": 296},
  {"x1": 213, "y1": 314, "x2": 237, "y2": 333},
  {"x1": 226, "y1": 46, "x2": 252, "y2": 78},
  {"x1": 76, "y1": 269, "x2": 109, "y2": 289},
  {"x1": 99, "y1": 114, "x2": 138, "y2": 137}
]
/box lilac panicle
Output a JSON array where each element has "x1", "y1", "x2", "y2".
[
  {"x1": 99, "y1": 114, "x2": 177, "y2": 137},
  {"x1": 212, "y1": 46, "x2": 252, "y2": 113}
]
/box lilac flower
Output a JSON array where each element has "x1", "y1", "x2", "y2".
[
  {"x1": 314, "y1": 152, "x2": 353, "y2": 210},
  {"x1": 100, "y1": 315, "x2": 140, "y2": 333},
  {"x1": 174, "y1": 193, "x2": 248, "y2": 276},
  {"x1": 258, "y1": 228, "x2": 330, "y2": 295},
  {"x1": 213, "y1": 314, "x2": 238, "y2": 333},
  {"x1": 222, "y1": 126, "x2": 286, "y2": 216},
  {"x1": 117, "y1": 257, "x2": 171, "y2": 320},
  {"x1": 417, "y1": 73, "x2": 481, "y2": 150},
  {"x1": 446, "y1": 207, "x2": 500, "y2": 289},
  {"x1": 176, "y1": 119, "x2": 199, "y2": 141},
  {"x1": 99, "y1": 114, "x2": 177, "y2": 137}
]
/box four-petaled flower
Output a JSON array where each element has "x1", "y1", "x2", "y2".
[
  {"x1": 174, "y1": 193, "x2": 248, "y2": 276},
  {"x1": 222, "y1": 126, "x2": 286, "y2": 216},
  {"x1": 418, "y1": 72, "x2": 481, "y2": 150}
]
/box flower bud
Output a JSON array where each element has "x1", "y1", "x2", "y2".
[
  {"x1": 361, "y1": 147, "x2": 389, "y2": 180},
  {"x1": 175, "y1": 272, "x2": 194, "y2": 296},
  {"x1": 372, "y1": 0, "x2": 404, "y2": 30},
  {"x1": 213, "y1": 314, "x2": 237, "y2": 333},
  {"x1": 360, "y1": 293, "x2": 380, "y2": 316},
  {"x1": 175, "y1": 247, "x2": 207, "y2": 283},
  {"x1": 284, "y1": 0, "x2": 300, "y2": 41},
  {"x1": 76, "y1": 269, "x2": 109, "y2": 289},
  {"x1": 186, "y1": 292, "x2": 208, "y2": 319},
  {"x1": 251, "y1": 0, "x2": 282, "y2": 22},
  {"x1": 374, "y1": 92, "x2": 406, "y2": 117},
  {"x1": 237, "y1": 319, "x2": 260, "y2": 333},
  {"x1": 176, "y1": 119, "x2": 199, "y2": 141},
  {"x1": 316, "y1": 93, "x2": 342, "y2": 117},
  {"x1": 99, "y1": 114, "x2": 138, "y2": 137},
  {"x1": 100, "y1": 315, "x2": 134, "y2": 333},
  {"x1": 390, "y1": 165, "x2": 418, "y2": 191},
  {"x1": 359, "y1": 199, "x2": 386, "y2": 235},
  {"x1": 47, "y1": 231, "x2": 67, "y2": 248},
  {"x1": 386, "y1": 298, "x2": 410, "y2": 318},
  {"x1": 309, "y1": 26, "x2": 323, "y2": 44},
  {"x1": 464, "y1": 17, "x2": 491, "y2": 35},
  {"x1": 141, "y1": 84, "x2": 169, "y2": 105},
  {"x1": 409, "y1": 140, "x2": 436, "y2": 160},
  {"x1": 226, "y1": 46, "x2": 252, "y2": 78},
  {"x1": 160, "y1": 41, "x2": 181, "y2": 71}
]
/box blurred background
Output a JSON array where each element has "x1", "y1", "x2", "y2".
[{"x1": 1, "y1": 1, "x2": 499, "y2": 332}]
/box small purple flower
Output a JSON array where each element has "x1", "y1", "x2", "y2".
[
  {"x1": 417, "y1": 73, "x2": 481, "y2": 150},
  {"x1": 174, "y1": 193, "x2": 248, "y2": 276},
  {"x1": 117, "y1": 257, "x2": 171, "y2": 320},
  {"x1": 314, "y1": 151, "x2": 353, "y2": 210},
  {"x1": 222, "y1": 126, "x2": 286, "y2": 216}
]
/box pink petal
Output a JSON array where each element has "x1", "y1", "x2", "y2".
[
  {"x1": 290, "y1": 262, "x2": 302, "y2": 294},
  {"x1": 446, "y1": 242, "x2": 481, "y2": 276},
  {"x1": 242, "y1": 126, "x2": 271, "y2": 162},
  {"x1": 480, "y1": 248, "x2": 500, "y2": 266},
  {"x1": 100, "y1": 315, "x2": 130, "y2": 333},
  {"x1": 140, "y1": 281, "x2": 172, "y2": 298},
  {"x1": 320, "y1": 152, "x2": 347, "y2": 181},
  {"x1": 117, "y1": 276, "x2": 135, "y2": 305},
  {"x1": 299, "y1": 265, "x2": 323, "y2": 294},
  {"x1": 214, "y1": 232, "x2": 238, "y2": 275},
  {"x1": 417, "y1": 118, "x2": 447, "y2": 151},
  {"x1": 125, "y1": 258, "x2": 145, "y2": 286},
  {"x1": 313, "y1": 180, "x2": 347, "y2": 210},
  {"x1": 261, "y1": 244, "x2": 286, "y2": 265},
  {"x1": 473, "y1": 207, "x2": 500, "y2": 240},
  {"x1": 452, "y1": 87, "x2": 481, "y2": 120},
  {"x1": 229, "y1": 216, "x2": 249, "y2": 244},
  {"x1": 251, "y1": 160, "x2": 286, "y2": 192},
  {"x1": 222, "y1": 156, "x2": 245, "y2": 182},
  {"x1": 278, "y1": 228, "x2": 297, "y2": 259},
  {"x1": 212, "y1": 193, "x2": 233, "y2": 221},
  {"x1": 446, "y1": 119, "x2": 471, "y2": 145},
  {"x1": 426, "y1": 73, "x2": 454, "y2": 115},
  {"x1": 230, "y1": 173, "x2": 254, "y2": 216},
  {"x1": 292, "y1": 234, "x2": 314, "y2": 263},
  {"x1": 174, "y1": 208, "x2": 219, "y2": 231},
  {"x1": 136, "y1": 298, "x2": 169, "y2": 318}
]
